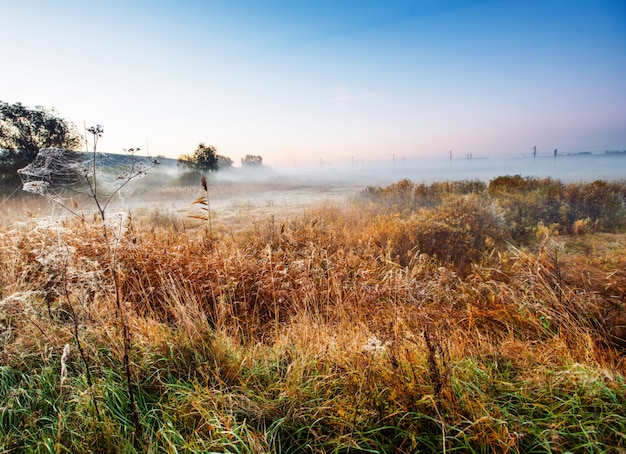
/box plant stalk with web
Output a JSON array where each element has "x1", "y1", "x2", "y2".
[
  {"x1": 85, "y1": 125, "x2": 146, "y2": 445},
  {"x1": 19, "y1": 125, "x2": 159, "y2": 446}
]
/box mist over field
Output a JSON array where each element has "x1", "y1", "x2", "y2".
[
  {"x1": 76, "y1": 151, "x2": 614, "y2": 229},
  {"x1": 12, "y1": 150, "x2": 623, "y2": 223},
  {"x1": 138, "y1": 150, "x2": 626, "y2": 188},
  {"x1": 269, "y1": 152, "x2": 626, "y2": 186}
]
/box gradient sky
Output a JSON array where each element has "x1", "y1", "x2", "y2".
[{"x1": 2, "y1": 0, "x2": 625, "y2": 165}]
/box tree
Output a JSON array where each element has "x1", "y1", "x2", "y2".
[
  {"x1": 217, "y1": 154, "x2": 234, "y2": 170},
  {"x1": 193, "y1": 143, "x2": 219, "y2": 172},
  {"x1": 177, "y1": 143, "x2": 220, "y2": 173},
  {"x1": 241, "y1": 154, "x2": 263, "y2": 167},
  {"x1": 1, "y1": 101, "x2": 82, "y2": 190},
  {"x1": 0, "y1": 101, "x2": 81, "y2": 157}
]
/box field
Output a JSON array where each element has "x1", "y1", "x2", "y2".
[{"x1": 1, "y1": 175, "x2": 626, "y2": 453}]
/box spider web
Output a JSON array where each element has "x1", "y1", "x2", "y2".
[
  {"x1": 18, "y1": 147, "x2": 158, "y2": 211},
  {"x1": 18, "y1": 148, "x2": 88, "y2": 199}
]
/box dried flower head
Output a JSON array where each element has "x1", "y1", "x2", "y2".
[{"x1": 60, "y1": 344, "x2": 70, "y2": 382}]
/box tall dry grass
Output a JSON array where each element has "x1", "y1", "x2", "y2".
[{"x1": 0, "y1": 177, "x2": 625, "y2": 452}]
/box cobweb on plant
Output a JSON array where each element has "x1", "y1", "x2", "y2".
[{"x1": 18, "y1": 147, "x2": 159, "y2": 216}]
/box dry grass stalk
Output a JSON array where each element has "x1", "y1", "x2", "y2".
[{"x1": 56, "y1": 343, "x2": 70, "y2": 453}]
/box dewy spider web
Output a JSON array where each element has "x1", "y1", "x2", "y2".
[
  {"x1": 18, "y1": 147, "x2": 158, "y2": 211},
  {"x1": 18, "y1": 148, "x2": 88, "y2": 201}
]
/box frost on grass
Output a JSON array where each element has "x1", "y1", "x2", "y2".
[
  {"x1": 0, "y1": 291, "x2": 42, "y2": 335},
  {"x1": 34, "y1": 243, "x2": 75, "y2": 269},
  {"x1": 33, "y1": 217, "x2": 67, "y2": 233},
  {"x1": 104, "y1": 212, "x2": 129, "y2": 234},
  {"x1": 362, "y1": 335, "x2": 389, "y2": 356}
]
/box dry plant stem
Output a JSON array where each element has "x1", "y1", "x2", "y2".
[
  {"x1": 268, "y1": 246, "x2": 279, "y2": 336},
  {"x1": 347, "y1": 358, "x2": 372, "y2": 454},
  {"x1": 205, "y1": 181, "x2": 212, "y2": 237},
  {"x1": 424, "y1": 329, "x2": 443, "y2": 397},
  {"x1": 86, "y1": 127, "x2": 142, "y2": 444},
  {"x1": 102, "y1": 150, "x2": 158, "y2": 215},
  {"x1": 36, "y1": 127, "x2": 146, "y2": 444},
  {"x1": 56, "y1": 387, "x2": 64, "y2": 453},
  {"x1": 424, "y1": 327, "x2": 448, "y2": 453},
  {"x1": 202, "y1": 175, "x2": 213, "y2": 236},
  {"x1": 56, "y1": 344, "x2": 70, "y2": 454},
  {"x1": 61, "y1": 258, "x2": 101, "y2": 421},
  {"x1": 56, "y1": 181, "x2": 142, "y2": 441},
  {"x1": 103, "y1": 215, "x2": 142, "y2": 445}
]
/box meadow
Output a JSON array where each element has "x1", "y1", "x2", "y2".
[{"x1": 1, "y1": 175, "x2": 625, "y2": 453}]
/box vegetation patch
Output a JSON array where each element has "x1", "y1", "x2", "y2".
[{"x1": 1, "y1": 176, "x2": 625, "y2": 452}]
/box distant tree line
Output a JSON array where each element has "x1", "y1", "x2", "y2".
[
  {"x1": 177, "y1": 145, "x2": 264, "y2": 173},
  {"x1": 176, "y1": 144, "x2": 264, "y2": 185},
  {"x1": 241, "y1": 154, "x2": 263, "y2": 167}
]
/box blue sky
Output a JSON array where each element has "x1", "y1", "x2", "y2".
[{"x1": 2, "y1": 0, "x2": 625, "y2": 165}]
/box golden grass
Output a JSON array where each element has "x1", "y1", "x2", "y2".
[{"x1": 1, "y1": 178, "x2": 625, "y2": 452}]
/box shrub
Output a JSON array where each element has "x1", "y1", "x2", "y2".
[
  {"x1": 368, "y1": 193, "x2": 504, "y2": 271},
  {"x1": 488, "y1": 176, "x2": 626, "y2": 237}
]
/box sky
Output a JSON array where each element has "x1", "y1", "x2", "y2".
[{"x1": 2, "y1": 0, "x2": 625, "y2": 166}]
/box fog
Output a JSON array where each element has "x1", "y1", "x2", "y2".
[
  {"x1": 7, "y1": 151, "x2": 625, "y2": 226},
  {"x1": 143, "y1": 151, "x2": 626, "y2": 189},
  {"x1": 123, "y1": 152, "x2": 625, "y2": 225},
  {"x1": 268, "y1": 153, "x2": 626, "y2": 186}
]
